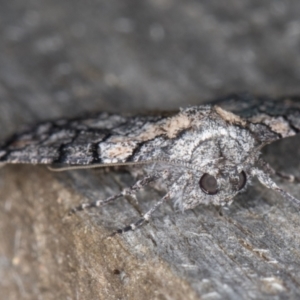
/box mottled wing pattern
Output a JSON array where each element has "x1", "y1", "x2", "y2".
[
  {"x1": 0, "y1": 112, "x2": 169, "y2": 165},
  {"x1": 1, "y1": 95, "x2": 300, "y2": 166},
  {"x1": 211, "y1": 94, "x2": 300, "y2": 142}
]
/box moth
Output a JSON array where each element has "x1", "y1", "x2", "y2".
[{"x1": 1, "y1": 95, "x2": 300, "y2": 234}]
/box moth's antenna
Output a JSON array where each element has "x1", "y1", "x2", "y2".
[
  {"x1": 47, "y1": 161, "x2": 151, "y2": 172},
  {"x1": 252, "y1": 168, "x2": 300, "y2": 207},
  {"x1": 47, "y1": 159, "x2": 204, "y2": 172}
]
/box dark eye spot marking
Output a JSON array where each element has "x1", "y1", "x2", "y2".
[
  {"x1": 238, "y1": 171, "x2": 247, "y2": 190},
  {"x1": 199, "y1": 173, "x2": 218, "y2": 195}
]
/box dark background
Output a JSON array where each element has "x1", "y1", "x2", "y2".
[
  {"x1": 1, "y1": 1, "x2": 300, "y2": 299},
  {"x1": 2, "y1": 0, "x2": 300, "y2": 139}
]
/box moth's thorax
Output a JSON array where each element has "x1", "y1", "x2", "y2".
[{"x1": 168, "y1": 116, "x2": 257, "y2": 166}]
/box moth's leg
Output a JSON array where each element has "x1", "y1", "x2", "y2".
[
  {"x1": 111, "y1": 193, "x2": 171, "y2": 236},
  {"x1": 258, "y1": 159, "x2": 300, "y2": 183},
  {"x1": 252, "y1": 168, "x2": 300, "y2": 207},
  {"x1": 275, "y1": 171, "x2": 300, "y2": 183},
  {"x1": 69, "y1": 175, "x2": 156, "y2": 215}
]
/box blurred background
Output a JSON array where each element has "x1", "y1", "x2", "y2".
[{"x1": 1, "y1": 0, "x2": 300, "y2": 139}]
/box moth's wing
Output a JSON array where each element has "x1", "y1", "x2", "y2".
[
  {"x1": 0, "y1": 112, "x2": 169, "y2": 165},
  {"x1": 210, "y1": 93, "x2": 300, "y2": 142}
]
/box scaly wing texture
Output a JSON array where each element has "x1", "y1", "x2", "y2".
[
  {"x1": 1, "y1": 95, "x2": 300, "y2": 166},
  {"x1": 211, "y1": 94, "x2": 300, "y2": 142},
  {"x1": 0, "y1": 107, "x2": 208, "y2": 165},
  {"x1": 0, "y1": 112, "x2": 167, "y2": 165}
]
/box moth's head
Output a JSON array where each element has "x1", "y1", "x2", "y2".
[
  {"x1": 197, "y1": 166, "x2": 249, "y2": 205},
  {"x1": 174, "y1": 158, "x2": 256, "y2": 210}
]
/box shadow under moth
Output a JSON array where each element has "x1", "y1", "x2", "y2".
[{"x1": 1, "y1": 94, "x2": 300, "y2": 234}]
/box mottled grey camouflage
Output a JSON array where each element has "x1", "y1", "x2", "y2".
[{"x1": 1, "y1": 96, "x2": 300, "y2": 224}]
